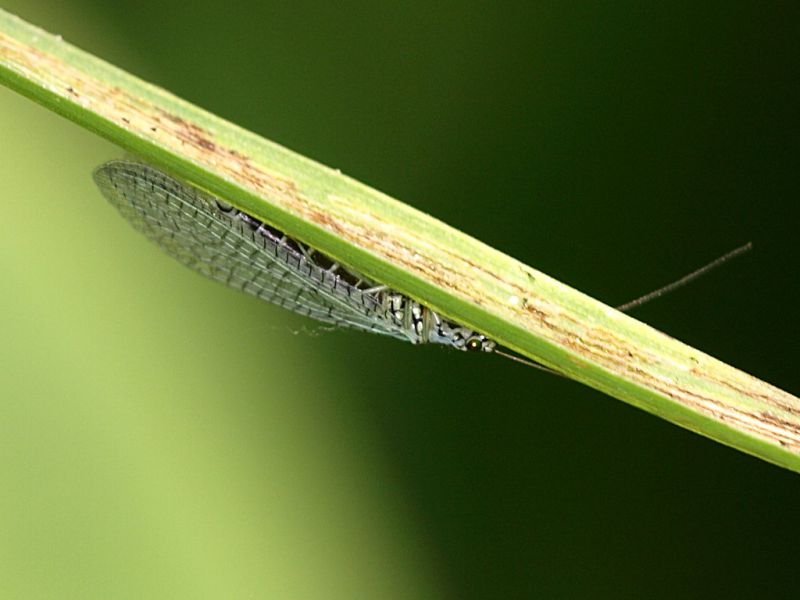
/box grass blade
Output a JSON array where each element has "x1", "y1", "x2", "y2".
[{"x1": 1, "y1": 8, "x2": 798, "y2": 472}]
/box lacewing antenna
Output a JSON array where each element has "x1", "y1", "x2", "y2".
[
  {"x1": 497, "y1": 242, "x2": 753, "y2": 372},
  {"x1": 615, "y1": 242, "x2": 752, "y2": 312}
]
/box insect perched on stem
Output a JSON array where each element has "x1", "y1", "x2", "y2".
[{"x1": 94, "y1": 159, "x2": 750, "y2": 372}]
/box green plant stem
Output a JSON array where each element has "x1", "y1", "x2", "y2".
[{"x1": 2, "y1": 9, "x2": 799, "y2": 472}]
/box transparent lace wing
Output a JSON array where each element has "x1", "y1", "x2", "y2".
[{"x1": 94, "y1": 160, "x2": 414, "y2": 342}]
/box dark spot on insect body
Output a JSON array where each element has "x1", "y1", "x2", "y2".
[{"x1": 241, "y1": 214, "x2": 260, "y2": 230}]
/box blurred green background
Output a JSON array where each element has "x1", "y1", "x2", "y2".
[{"x1": 1, "y1": 1, "x2": 798, "y2": 598}]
